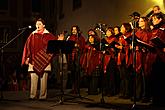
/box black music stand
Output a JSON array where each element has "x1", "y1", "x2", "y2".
[
  {"x1": 47, "y1": 40, "x2": 75, "y2": 105},
  {"x1": 47, "y1": 40, "x2": 93, "y2": 106},
  {"x1": 130, "y1": 19, "x2": 137, "y2": 110}
]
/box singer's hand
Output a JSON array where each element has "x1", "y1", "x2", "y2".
[
  {"x1": 115, "y1": 44, "x2": 122, "y2": 49},
  {"x1": 58, "y1": 33, "x2": 65, "y2": 40},
  {"x1": 75, "y1": 43, "x2": 78, "y2": 47},
  {"x1": 25, "y1": 58, "x2": 29, "y2": 65},
  {"x1": 142, "y1": 48, "x2": 146, "y2": 53},
  {"x1": 150, "y1": 25, "x2": 154, "y2": 30},
  {"x1": 163, "y1": 48, "x2": 165, "y2": 52},
  {"x1": 130, "y1": 45, "x2": 133, "y2": 50}
]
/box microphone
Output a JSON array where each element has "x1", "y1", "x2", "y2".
[
  {"x1": 96, "y1": 23, "x2": 107, "y2": 26},
  {"x1": 160, "y1": 28, "x2": 165, "y2": 31},
  {"x1": 66, "y1": 35, "x2": 70, "y2": 41},
  {"x1": 18, "y1": 25, "x2": 32, "y2": 30}
]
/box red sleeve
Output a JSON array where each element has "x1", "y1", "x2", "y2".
[{"x1": 21, "y1": 33, "x2": 32, "y2": 65}]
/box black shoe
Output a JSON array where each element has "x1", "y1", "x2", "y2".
[
  {"x1": 123, "y1": 96, "x2": 130, "y2": 99},
  {"x1": 69, "y1": 89, "x2": 78, "y2": 94},
  {"x1": 29, "y1": 98, "x2": 36, "y2": 101},
  {"x1": 131, "y1": 97, "x2": 140, "y2": 102},
  {"x1": 39, "y1": 99, "x2": 46, "y2": 101},
  {"x1": 141, "y1": 97, "x2": 151, "y2": 103},
  {"x1": 118, "y1": 95, "x2": 124, "y2": 99}
]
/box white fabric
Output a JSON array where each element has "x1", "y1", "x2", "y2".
[
  {"x1": 28, "y1": 63, "x2": 51, "y2": 72},
  {"x1": 28, "y1": 63, "x2": 50, "y2": 99},
  {"x1": 30, "y1": 73, "x2": 48, "y2": 99},
  {"x1": 58, "y1": 54, "x2": 67, "y2": 64}
]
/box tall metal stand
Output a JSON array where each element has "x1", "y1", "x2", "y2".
[
  {"x1": 0, "y1": 48, "x2": 4, "y2": 100},
  {"x1": 95, "y1": 23, "x2": 106, "y2": 104},
  {"x1": 47, "y1": 40, "x2": 93, "y2": 106},
  {"x1": 98, "y1": 23, "x2": 105, "y2": 104},
  {"x1": 75, "y1": 47, "x2": 94, "y2": 101},
  {"x1": 131, "y1": 19, "x2": 137, "y2": 110},
  {"x1": 0, "y1": 29, "x2": 27, "y2": 100},
  {"x1": 47, "y1": 40, "x2": 74, "y2": 105},
  {"x1": 91, "y1": 23, "x2": 120, "y2": 110}
]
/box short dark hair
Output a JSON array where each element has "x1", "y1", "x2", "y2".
[
  {"x1": 122, "y1": 23, "x2": 132, "y2": 33},
  {"x1": 36, "y1": 18, "x2": 46, "y2": 25},
  {"x1": 114, "y1": 26, "x2": 120, "y2": 31},
  {"x1": 71, "y1": 25, "x2": 80, "y2": 33},
  {"x1": 88, "y1": 28, "x2": 97, "y2": 36},
  {"x1": 106, "y1": 27, "x2": 114, "y2": 35},
  {"x1": 130, "y1": 12, "x2": 140, "y2": 17},
  {"x1": 153, "y1": 5, "x2": 160, "y2": 10}
]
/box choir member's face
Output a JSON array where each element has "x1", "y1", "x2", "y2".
[
  {"x1": 88, "y1": 30, "x2": 95, "y2": 36},
  {"x1": 89, "y1": 36, "x2": 94, "y2": 44},
  {"x1": 72, "y1": 27, "x2": 78, "y2": 35},
  {"x1": 153, "y1": 7, "x2": 160, "y2": 14},
  {"x1": 120, "y1": 25, "x2": 126, "y2": 34},
  {"x1": 138, "y1": 18, "x2": 145, "y2": 29},
  {"x1": 36, "y1": 21, "x2": 45, "y2": 31},
  {"x1": 152, "y1": 16, "x2": 162, "y2": 25},
  {"x1": 106, "y1": 30, "x2": 112, "y2": 37},
  {"x1": 114, "y1": 27, "x2": 119, "y2": 35}
]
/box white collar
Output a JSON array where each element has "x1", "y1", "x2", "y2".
[{"x1": 32, "y1": 29, "x2": 49, "y2": 34}]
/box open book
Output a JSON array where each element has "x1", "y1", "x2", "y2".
[{"x1": 136, "y1": 39, "x2": 154, "y2": 51}]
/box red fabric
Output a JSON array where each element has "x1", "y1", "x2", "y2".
[
  {"x1": 144, "y1": 24, "x2": 165, "y2": 76},
  {"x1": 22, "y1": 30, "x2": 57, "y2": 75},
  {"x1": 151, "y1": 24, "x2": 165, "y2": 62},
  {"x1": 68, "y1": 34, "x2": 86, "y2": 51},
  {"x1": 135, "y1": 29, "x2": 152, "y2": 74},
  {"x1": 67, "y1": 34, "x2": 86, "y2": 62},
  {"x1": 80, "y1": 45, "x2": 101, "y2": 76},
  {"x1": 135, "y1": 29, "x2": 152, "y2": 43},
  {"x1": 116, "y1": 35, "x2": 127, "y2": 65},
  {"x1": 144, "y1": 52, "x2": 156, "y2": 76},
  {"x1": 135, "y1": 51, "x2": 142, "y2": 73},
  {"x1": 103, "y1": 54, "x2": 111, "y2": 73},
  {"x1": 102, "y1": 36, "x2": 116, "y2": 73},
  {"x1": 124, "y1": 32, "x2": 132, "y2": 67},
  {"x1": 105, "y1": 35, "x2": 116, "y2": 44}
]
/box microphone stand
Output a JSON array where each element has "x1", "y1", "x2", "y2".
[
  {"x1": 96, "y1": 24, "x2": 117, "y2": 109},
  {"x1": 96, "y1": 23, "x2": 106, "y2": 104},
  {"x1": 99, "y1": 24, "x2": 105, "y2": 104},
  {"x1": 0, "y1": 29, "x2": 27, "y2": 100},
  {"x1": 72, "y1": 33, "x2": 94, "y2": 102},
  {"x1": 131, "y1": 18, "x2": 137, "y2": 110}
]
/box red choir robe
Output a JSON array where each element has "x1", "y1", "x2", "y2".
[
  {"x1": 80, "y1": 44, "x2": 101, "y2": 76},
  {"x1": 21, "y1": 29, "x2": 57, "y2": 76},
  {"x1": 67, "y1": 34, "x2": 86, "y2": 62},
  {"x1": 148, "y1": 22, "x2": 165, "y2": 104},
  {"x1": 123, "y1": 32, "x2": 133, "y2": 67},
  {"x1": 102, "y1": 35, "x2": 117, "y2": 74},
  {"x1": 116, "y1": 32, "x2": 131, "y2": 67},
  {"x1": 144, "y1": 23, "x2": 165, "y2": 76},
  {"x1": 150, "y1": 23, "x2": 165, "y2": 62},
  {"x1": 135, "y1": 29, "x2": 152, "y2": 74}
]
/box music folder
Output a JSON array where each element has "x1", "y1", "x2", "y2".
[
  {"x1": 46, "y1": 40, "x2": 75, "y2": 54},
  {"x1": 136, "y1": 39, "x2": 155, "y2": 51},
  {"x1": 150, "y1": 36, "x2": 165, "y2": 48}
]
